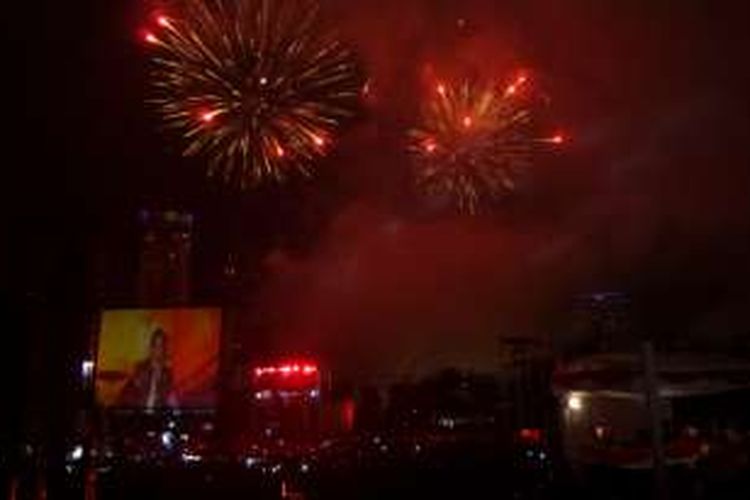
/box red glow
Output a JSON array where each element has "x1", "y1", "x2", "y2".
[
  {"x1": 551, "y1": 133, "x2": 565, "y2": 144},
  {"x1": 254, "y1": 362, "x2": 318, "y2": 378},
  {"x1": 144, "y1": 32, "x2": 159, "y2": 45},
  {"x1": 436, "y1": 83, "x2": 446, "y2": 96},
  {"x1": 342, "y1": 398, "x2": 356, "y2": 432},
  {"x1": 275, "y1": 145, "x2": 286, "y2": 158},
  {"x1": 424, "y1": 141, "x2": 437, "y2": 154},
  {"x1": 312, "y1": 135, "x2": 325, "y2": 147},
  {"x1": 505, "y1": 84, "x2": 517, "y2": 96},
  {"x1": 519, "y1": 428, "x2": 543, "y2": 443},
  {"x1": 156, "y1": 16, "x2": 171, "y2": 28},
  {"x1": 462, "y1": 116, "x2": 473, "y2": 128},
  {"x1": 302, "y1": 365, "x2": 317, "y2": 375}
]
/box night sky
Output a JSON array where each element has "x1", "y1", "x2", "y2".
[{"x1": 5, "y1": 0, "x2": 750, "y2": 384}]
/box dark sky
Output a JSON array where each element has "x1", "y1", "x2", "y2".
[{"x1": 6, "y1": 0, "x2": 750, "y2": 379}]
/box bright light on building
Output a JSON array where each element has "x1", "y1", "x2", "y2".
[
  {"x1": 567, "y1": 393, "x2": 584, "y2": 412},
  {"x1": 181, "y1": 453, "x2": 202, "y2": 463},
  {"x1": 68, "y1": 445, "x2": 84, "y2": 462},
  {"x1": 594, "y1": 425, "x2": 607, "y2": 440},
  {"x1": 161, "y1": 431, "x2": 175, "y2": 449},
  {"x1": 81, "y1": 359, "x2": 94, "y2": 381},
  {"x1": 255, "y1": 390, "x2": 272, "y2": 400},
  {"x1": 254, "y1": 361, "x2": 318, "y2": 378}
]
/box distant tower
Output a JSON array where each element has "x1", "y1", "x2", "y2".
[
  {"x1": 498, "y1": 335, "x2": 554, "y2": 430},
  {"x1": 570, "y1": 292, "x2": 633, "y2": 353},
  {"x1": 136, "y1": 209, "x2": 193, "y2": 306}
]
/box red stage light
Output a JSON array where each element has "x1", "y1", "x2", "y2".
[{"x1": 253, "y1": 361, "x2": 318, "y2": 379}]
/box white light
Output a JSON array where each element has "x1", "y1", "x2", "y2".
[
  {"x1": 300, "y1": 462, "x2": 310, "y2": 473},
  {"x1": 161, "y1": 431, "x2": 175, "y2": 449},
  {"x1": 438, "y1": 417, "x2": 455, "y2": 429},
  {"x1": 255, "y1": 390, "x2": 272, "y2": 400},
  {"x1": 309, "y1": 389, "x2": 319, "y2": 398},
  {"x1": 181, "y1": 453, "x2": 202, "y2": 463},
  {"x1": 81, "y1": 360, "x2": 94, "y2": 380},
  {"x1": 69, "y1": 445, "x2": 84, "y2": 462},
  {"x1": 594, "y1": 425, "x2": 606, "y2": 440},
  {"x1": 244, "y1": 457, "x2": 258, "y2": 469},
  {"x1": 567, "y1": 394, "x2": 584, "y2": 412}
]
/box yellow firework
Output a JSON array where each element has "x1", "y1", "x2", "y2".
[
  {"x1": 144, "y1": 0, "x2": 364, "y2": 186},
  {"x1": 409, "y1": 75, "x2": 563, "y2": 214}
]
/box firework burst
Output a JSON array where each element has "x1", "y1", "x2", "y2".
[
  {"x1": 144, "y1": 0, "x2": 364, "y2": 186},
  {"x1": 409, "y1": 74, "x2": 562, "y2": 214}
]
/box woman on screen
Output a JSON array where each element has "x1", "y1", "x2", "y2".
[{"x1": 118, "y1": 328, "x2": 178, "y2": 410}]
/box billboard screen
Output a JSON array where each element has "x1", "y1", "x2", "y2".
[{"x1": 95, "y1": 308, "x2": 221, "y2": 409}]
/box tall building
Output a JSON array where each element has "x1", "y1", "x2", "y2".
[
  {"x1": 569, "y1": 292, "x2": 633, "y2": 354},
  {"x1": 498, "y1": 335, "x2": 555, "y2": 430},
  {"x1": 136, "y1": 209, "x2": 193, "y2": 306}
]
